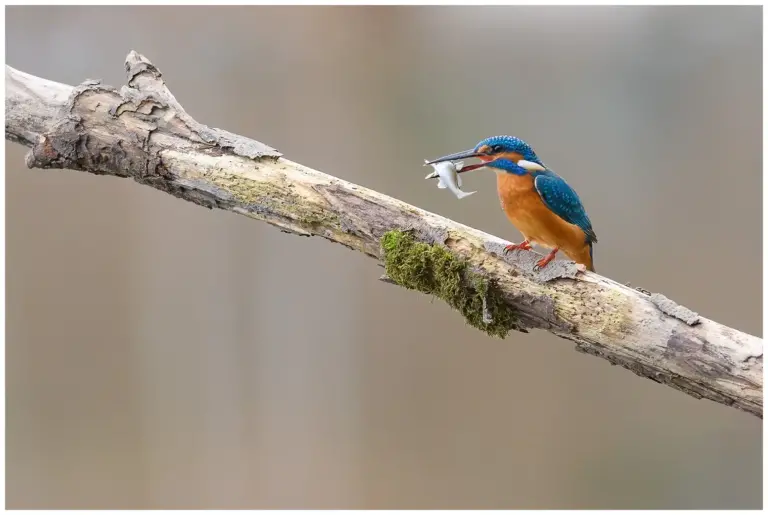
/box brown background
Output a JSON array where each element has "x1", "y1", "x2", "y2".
[{"x1": 6, "y1": 5, "x2": 762, "y2": 509}]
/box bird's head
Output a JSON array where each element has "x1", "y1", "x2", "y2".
[{"x1": 425, "y1": 135, "x2": 545, "y2": 175}]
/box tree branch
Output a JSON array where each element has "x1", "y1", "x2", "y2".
[{"x1": 5, "y1": 52, "x2": 762, "y2": 418}]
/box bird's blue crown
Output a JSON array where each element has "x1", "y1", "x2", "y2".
[{"x1": 474, "y1": 135, "x2": 541, "y2": 164}]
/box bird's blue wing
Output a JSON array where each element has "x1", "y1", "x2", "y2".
[{"x1": 533, "y1": 172, "x2": 597, "y2": 243}]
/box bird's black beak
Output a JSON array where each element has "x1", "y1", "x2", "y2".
[
  {"x1": 425, "y1": 148, "x2": 482, "y2": 165},
  {"x1": 424, "y1": 148, "x2": 489, "y2": 174}
]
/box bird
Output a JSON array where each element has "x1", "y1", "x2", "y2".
[{"x1": 425, "y1": 135, "x2": 597, "y2": 272}]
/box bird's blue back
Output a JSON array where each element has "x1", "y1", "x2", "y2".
[
  {"x1": 489, "y1": 158, "x2": 597, "y2": 244},
  {"x1": 532, "y1": 170, "x2": 597, "y2": 244}
]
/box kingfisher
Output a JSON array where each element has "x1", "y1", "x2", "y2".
[{"x1": 426, "y1": 135, "x2": 597, "y2": 272}]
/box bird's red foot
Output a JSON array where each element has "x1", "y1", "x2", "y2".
[
  {"x1": 534, "y1": 248, "x2": 559, "y2": 271},
  {"x1": 503, "y1": 240, "x2": 532, "y2": 255}
]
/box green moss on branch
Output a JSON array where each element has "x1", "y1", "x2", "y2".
[{"x1": 381, "y1": 230, "x2": 519, "y2": 338}]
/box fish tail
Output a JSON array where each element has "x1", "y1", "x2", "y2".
[{"x1": 456, "y1": 190, "x2": 477, "y2": 199}]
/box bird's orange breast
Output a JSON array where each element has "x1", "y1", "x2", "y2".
[{"x1": 496, "y1": 172, "x2": 589, "y2": 255}]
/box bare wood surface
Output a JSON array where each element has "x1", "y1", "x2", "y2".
[{"x1": 5, "y1": 52, "x2": 762, "y2": 418}]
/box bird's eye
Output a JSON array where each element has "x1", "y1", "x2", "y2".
[{"x1": 491, "y1": 145, "x2": 503, "y2": 153}]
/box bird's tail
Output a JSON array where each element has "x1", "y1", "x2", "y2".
[{"x1": 565, "y1": 243, "x2": 595, "y2": 273}]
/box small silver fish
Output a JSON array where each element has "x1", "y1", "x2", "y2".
[{"x1": 424, "y1": 160, "x2": 477, "y2": 200}]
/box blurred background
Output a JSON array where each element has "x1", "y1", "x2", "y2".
[{"x1": 5, "y1": 5, "x2": 762, "y2": 510}]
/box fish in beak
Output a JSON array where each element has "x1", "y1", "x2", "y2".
[{"x1": 424, "y1": 148, "x2": 490, "y2": 178}]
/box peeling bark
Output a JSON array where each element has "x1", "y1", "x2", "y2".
[{"x1": 5, "y1": 52, "x2": 762, "y2": 418}]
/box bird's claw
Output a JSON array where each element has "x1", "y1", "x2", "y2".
[
  {"x1": 533, "y1": 253, "x2": 557, "y2": 271},
  {"x1": 502, "y1": 241, "x2": 532, "y2": 255}
]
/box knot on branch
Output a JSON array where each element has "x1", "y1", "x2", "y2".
[
  {"x1": 125, "y1": 50, "x2": 164, "y2": 89},
  {"x1": 121, "y1": 51, "x2": 283, "y2": 160},
  {"x1": 25, "y1": 133, "x2": 70, "y2": 169},
  {"x1": 22, "y1": 51, "x2": 283, "y2": 185}
]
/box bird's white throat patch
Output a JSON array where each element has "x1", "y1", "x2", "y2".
[{"x1": 517, "y1": 160, "x2": 546, "y2": 171}]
